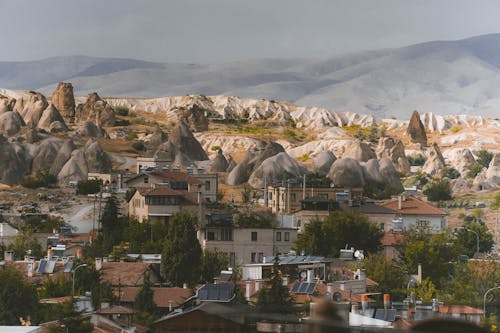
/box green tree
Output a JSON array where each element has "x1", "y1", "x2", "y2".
[
  {"x1": 477, "y1": 149, "x2": 494, "y2": 168},
  {"x1": 9, "y1": 227, "x2": 43, "y2": 259},
  {"x1": 358, "y1": 253, "x2": 407, "y2": 300},
  {"x1": 423, "y1": 179, "x2": 452, "y2": 201},
  {"x1": 161, "y1": 211, "x2": 202, "y2": 287},
  {"x1": 454, "y1": 222, "x2": 494, "y2": 257},
  {"x1": 255, "y1": 258, "x2": 295, "y2": 314},
  {"x1": 467, "y1": 163, "x2": 484, "y2": 179},
  {"x1": 295, "y1": 211, "x2": 383, "y2": 257},
  {"x1": 441, "y1": 167, "x2": 460, "y2": 179},
  {"x1": 76, "y1": 179, "x2": 101, "y2": 195},
  {"x1": 134, "y1": 274, "x2": 156, "y2": 314},
  {"x1": 200, "y1": 249, "x2": 229, "y2": 283},
  {"x1": 410, "y1": 278, "x2": 437, "y2": 302},
  {"x1": 39, "y1": 276, "x2": 72, "y2": 298},
  {"x1": 0, "y1": 267, "x2": 38, "y2": 325}
]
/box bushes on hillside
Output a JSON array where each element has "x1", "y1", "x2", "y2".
[
  {"x1": 76, "y1": 179, "x2": 101, "y2": 195},
  {"x1": 21, "y1": 170, "x2": 57, "y2": 189}
]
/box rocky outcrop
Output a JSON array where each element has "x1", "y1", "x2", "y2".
[
  {"x1": 50, "y1": 140, "x2": 76, "y2": 176},
  {"x1": 406, "y1": 111, "x2": 427, "y2": 146},
  {"x1": 0, "y1": 136, "x2": 30, "y2": 184},
  {"x1": 210, "y1": 149, "x2": 229, "y2": 172},
  {"x1": 14, "y1": 91, "x2": 48, "y2": 127},
  {"x1": 76, "y1": 92, "x2": 115, "y2": 127},
  {"x1": 343, "y1": 141, "x2": 376, "y2": 162},
  {"x1": 451, "y1": 177, "x2": 472, "y2": 194},
  {"x1": 83, "y1": 139, "x2": 112, "y2": 173},
  {"x1": 442, "y1": 148, "x2": 476, "y2": 177},
  {"x1": 313, "y1": 151, "x2": 336, "y2": 176},
  {"x1": 0, "y1": 111, "x2": 25, "y2": 136},
  {"x1": 376, "y1": 137, "x2": 409, "y2": 173},
  {"x1": 361, "y1": 159, "x2": 385, "y2": 183},
  {"x1": 0, "y1": 95, "x2": 15, "y2": 114},
  {"x1": 31, "y1": 139, "x2": 60, "y2": 173},
  {"x1": 169, "y1": 104, "x2": 209, "y2": 132},
  {"x1": 248, "y1": 152, "x2": 308, "y2": 188},
  {"x1": 25, "y1": 127, "x2": 40, "y2": 144},
  {"x1": 474, "y1": 154, "x2": 500, "y2": 190},
  {"x1": 169, "y1": 121, "x2": 208, "y2": 161},
  {"x1": 57, "y1": 149, "x2": 88, "y2": 184},
  {"x1": 37, "y1": 104, "x2": 68, "y2": 133},
  {"x1": 378, "y1": 157, "x2": 403, "y2": 191},
  {"x1": 327, "y1": 157, "x2": 365, "y2": 188},
  {"x1": 422, "y1": 143, "x2": 446, "y2": 176},
  {"x1": 76, "y1": 121, "x2": 107, "y2": 138},
  {"x1": 145, "y1": 126, "x2": 168, "y2": 155},
  {"x1": 51, "y1": 82, "x2": 75, "y2": 123}
]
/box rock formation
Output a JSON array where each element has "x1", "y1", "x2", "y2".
[
  {"x1": 0, "y1": 111, "x2": 25, "y2": 136},
  {"x1": 378, "y1": 157, "x2": 404, "y2": 191},
  {"x1": 169, "y1": 104, "x2": 209, "y2": 132},
  {"x1": 327, "y1": 157, "x2": 365, "y2": 188},
  {"x1": 14, "y1": 91, "x2": 48, "y2": 127},
  {"x1": 0, "y1": 136, "x2": 31, "y2": 184},
  {"x1": 361, "y1": 159, "x2": 385, "y2": 183},
  {"x1": 406, "y1": 111, "x2": 427, "y2": 146},
  {"x1": 51, "y1": 82, "x2": 75, "y2": 123},
  {"x1": 50, "y1": 140, "x2": 76, "y2": 176},
  {"x1": 169, "y1": 121, "x2": 208, "y2": 161},
  {"x1": 31, "y1": 139, "x2": 60, "y2": 173},
  {"x1": 422, "y1": 143, "x2": 446, "y2": 176},
  {"x1": 313, "y1": 151, "x2": 336, "y2": 176},
  {"x1": 76, "y1": 92, "x2": 115, "y2": 127},
  {"x1": 343, "y1": 141, "x2": 376, "y2": 162},
  {"x1": 248, "y1": 152, "x2": 308, "y2": 188},
  {"x1": 210, "y1": 149, "x2": 229, "y2": 172},
  {"x1": 376, "y1": 137, "x2": 410, "y2": 173},
  {"x1": 83, "y1": 139, "x2": 112, "y2": 173},
  {"x1": 0, "y1": 95, "x2": 15, "y2": 114},
  {"x1": 57, "y1": 149, "x2": 88, "y2": 184},
  {"x1": 145, "y1": 125, "x2": 168, "y2": 155},
  {"x1": 37, "y1": 104, "x2": 68, "y2": 133},
  {"x1": 76, "y1": 121, "x2": 107, "y2": 138},
  {"x1": 442, "y1": 148, "x2": 476, "y2": 177}
]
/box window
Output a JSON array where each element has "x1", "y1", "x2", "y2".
[
  {"x1": 276, "y1": 232, "x2": 282, "y2": 241},
  {"x1": 206, "y1": 231, "x2": 215, "y2": 241},
  {"x1": 251, "y1": 232, "x2": 258, "y2": 241},
  {"x1": 269, "y1": 192, "x2": 273, "y2": 200},
  {"x1": 251, "y1": 252, "x2": 256, "y2": 263},
  {"x1": 143, "y1": 176, "x2": 149, "y2": 184},
  {"x1": 221, "y1": 228, "x2": 233, "y2": 241},
  {"x1": 229, "y1": 252, "x2": 236, "y2": 267},
  {"x1": 205, "y1": 181, "x2": 211, "y2": 191},
  {"x1": 284, "y1": 232, "x2": 290, "y2": 242},
  {"x1": 318, "y1": 194, "x2": 328, "y2": 200},
  {"x1": 258, "y1": 252, "x2": 264, "y2": 263},
  {"x1": 291, "y1": 193, "x2": 296, "y2": 202}
]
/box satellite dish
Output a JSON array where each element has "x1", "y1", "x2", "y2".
[
  {"x1": 354, "y1": 250, "x2": 360, "y2": 258},
  {"x1": 332, "y1": 292, "x2": 342, "y2": 302},
  {"x1": 300, "y1": 271, "x2": 307, "y2": 279},
  {"x1": 354, "y1": 250, "x2": 365, "y2": 260}
]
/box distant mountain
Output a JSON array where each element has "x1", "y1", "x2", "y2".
[{"x1": 3, "y1": 34, "x2": 500, "y2": 118}]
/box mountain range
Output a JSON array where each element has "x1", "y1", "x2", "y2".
[{"x1": 2, "y1": 34, "x2": 500, "y2": 119}]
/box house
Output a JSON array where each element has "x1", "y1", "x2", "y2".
[
  {"x1": 266, "y1": 181, "x2": 362, "y2": 214},
  {"x1": 126, "y1": 170, "x2": 218, "y2": 203},
  {"x1": 88, "y1": 172, "x2": 125, "y2": 192},
  {"x1": 197, "y1": 217, "x2": 298, "y2": 266},
  {"x1": 153, "y1": 302, "x2": 255, "y2": 333},
  {"x1": 128, "y1": 187, "x2": 198, "y2": 223},
  {"x1": 339, "y1": 201, "x2": 397, "y2": 232},
  {"x1": 121, "y1": 287, "x2": 193, "y2": 313},
  {"x1": 98, "y1": 261, "x2": 161, "y2": 289},
  {"x1": 382, "y1": 195, "x2": 448, "y2": 232}
]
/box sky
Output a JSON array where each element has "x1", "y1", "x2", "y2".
[{"x1": 2, "y1": 0, "x2": 500, "y2": 63}]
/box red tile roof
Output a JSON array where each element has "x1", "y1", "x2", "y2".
[
  {"x1": 121, "y1": 287, "x2": 193, "y2": 308},
  {"x1": 135, "y1": 187, "x2": 198, "y2": 204},
  {"x1": 382, "y1": 196, "x2": 448, "y2": 216},
  {"x1": 147, "y1": 171, "x2": 203, "y2": 185},
  {"x1": 99, "y1": 262, "x2": 153, "y2": 287},
  {"x1": 381, "y1": 231, "x2": 404, "y2": 247},
  {"x1": 439, "y1": 305, "x2": 484, "y2": 315},
  {"x1": 97, "y1": 305, "x2": 137, "y2": 315}
]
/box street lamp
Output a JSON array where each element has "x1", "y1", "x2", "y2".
[
  {"x1": 455, "y1": 227, "x2": 480, "y2": 255},
  {"x1": 483, "y1": 286, "x2": 500, "y2": 318},
  {"x1": 72, "y1": 264, "x2": 88, "y2": 296}
]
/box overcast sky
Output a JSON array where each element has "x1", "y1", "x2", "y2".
[{"x1": 2, "y1": 0, "x2": 500, "y2": 63}]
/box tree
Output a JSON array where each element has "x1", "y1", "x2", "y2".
[
  {"x1": 9, "y1": 227, "x2": 43, "y2": 259},
  {"x1": 295, "y1": 211, "x2": 383, "y2": 257},
  {"x1": 358, "y1": 253, "x2": 407, "y2": 300},
  {"x1": 454, "y1": 222, "x2": 494, "y2": 257},
  {"x1": 477, "y1": 149, "x2": 494, "y2": 168},
  {"x1": 441, "y1": 167, "x2": 460, "y2": 179},
  {"x1": 76, "y1": 179, "x2": 101, "y2": 195},
  {"x1": 133, "y1": 274, "x2": 157, "y2": 327},
  {"x1": 161, "y1": 211, "x2": 202, "y2": 287},
  {"x1": 21, "y1": 170, "x2": 57, "y2": 189},
  {"x1": 0, "y1": 267, "x2": 38, "y2": 325},
  {"x1": 423, "y1": 179, "x2": 452, "y2": 201},
  {"x1": 256, "y1": 258, "x2": 295, "y2": 314},
  {"x1": 467, "y1": 163, "x2": 484, "y2": 179},
  {"x1": 200, "y1": 249, "x2": 229, "y2": 283}
]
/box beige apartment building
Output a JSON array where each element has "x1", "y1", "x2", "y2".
[
  {"x1": 128, "y1": 187, "x2": 198, "y2": 223},
  {"x1": 197, "y1": 225, "x2": 298, "y2": 266}
]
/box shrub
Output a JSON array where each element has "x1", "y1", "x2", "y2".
[
  {"x1": 113, "y1": 106, "x2": 129, "y2": 116},
  {"x1": 467, "y1": 163, "x2": 483, "y2": 179},
  {"x1": 21, "y1": 170, "x2": 57, "y2": 189},
  {"x1": 423, "y1": 179, "x2": 452, "y2": 201},
  {"x1": 477, "y1": 149, "x2": 493, "y2": 168},
  {"x1": 300, "y1": 153, "x2": 309, "y2": 161},
  {"x1": 132, "y1": 141, "x2": 145, "y2": 151},
  {"x1": 283, "y1": 129, "x2": 297, "y2": 138},
  {"x1": 450, "y1": 125, "x2": 461, "y2": 133},
  {"x1": 128, "y1": 132, "x2": 138, "y2": 140},
  {"x1": 76, "y1": 179, "x2": 101, "y2": 195},
  {"x1": 408, "y1": 154, "x2": 427, "y2": 166},
  {"x1": 211, "y1": 146, "x2": 221, "y2": 151},
  {"x1": 441, "y1": 167, "x2": 460, "y2": 179}
]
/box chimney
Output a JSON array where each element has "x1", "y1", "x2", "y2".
[
  {"x1": 432, "y1": 298, "x2": 439, "y2": 313},
  {"x1": 327, "y1": 283, "x2": 333, "y2": 294},
  {"x1": 4, "y1": 250, "x2": 13, "y2": 262},
  {"x1": 361, "y1": 294, "x2": 368, "y2": 314},
  {"x1": 95, "y1": 258, "x2": 102, "y2": 271},
  {"x1": 245, "y1": 280, "x2": 252, "y2": 301},
  {"x1": 417, "y1": 263, "x2": 422, "y2": 284},
  {"x1": 307, "y1": 269, "x2": 314, "y2": 283},
  {"x1": 309, "y1": 302, "x2": 316, "y2": 318},
  {"x1": 356, "y1": 268, "x2": 366, "y2": 281},
  {"x1": 76, "y1": 248, "x2": 82, "y2": 260},
  {"x1": 255, "y1": 280, "x2": 262, "y2": 292},
  {"x1": 282, "y1": 275, "x2": 289, "y2": 286},
  {"x1": 47, "y1": 249, "x2": 52, "y2": 261},
  {"x1": 168, "y1": 300, "x2": 173, "y2": 312},
  {"x1": 398, "y1": 195, "x2": 402, "y2": 210},
  {"x1": 183, "y1": 283, "x2": 188, "y2": 289},
  {"x1": 383, "y1": 294, "x2": 391, "y2": 310}
]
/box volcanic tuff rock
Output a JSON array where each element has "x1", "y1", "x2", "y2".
[
  {"x1": 14, "y1": 91, "x2": 48, "y2": 126},
  {"x1": 361, "y1": 159, "x2": 385, "y2": 183},
  {"x1": 0, "y1": 111, "x2": 25, "y2": 136},
  {"x1": 76, "y1": 121, "x2": 107, "y2": 138},
  {"x1": 0, "y1": 136, "x2": 31, "y2": 184},
  {"x1": 0, "y1": 95, "x2": 15, "y2": 114},
  {"x1": 50, "y1": 139, "x2": 76, "y2": 176},
  {"x1": 376, "y1": 137, "x2": 409, "y2": 174},
  {"x1": 57, "y1": 149, "x2": 88, "y2": 184},
  {"x1": 37, "y1": 104, "x2": 68, "y2": 133},
  {"x1": 327, "y1": 157, "x2": 365, "y2": 188},
  {"x1": 248, "y1": 152, "x2": 308, "y2": 189},
  {"x1": 76, "y1": 92, "x2": 115, "y2": 127},
  {"x1": 474, "y1": 153, "x2": 500, "y2": 190},
  {"x1": 313, "y1": 151, "x2": 337, "y2": 176},
  {"x1": 31, "y1": 139, "x2": 60, "y2": 173},
  {"x1": 169, "y1": 121, "x2": 208, "y2": 161},
  {"x1": 442, "y1": 148, "x2": 476, "y2": 177},
  {"x1": 406, "y1": 111, "x2": 427, "y2": 146},
  {"x1": 210, "y1": 149, "x2": 229, "y2": 172},
  {"x1": 51, "y1": 82, "x2": 75, "y2": 123},
  {"x1": 378, "y1": 157, "x2": 404, "y2": 191},
  {"x1": 343, "y1": 141, "x2": 376, "y2": 162},
  {"x1": 84, "y1": 139, "x2": 112, "y2": 173},
  {"x1": 169, "y1": 104, "x2": 209, "y2": 132},
  {"x1": 422, "y1": 143, "x2": 446, "y2": 176},
  {"x1": 145, "y1": 126, "x2": 168, "y2": 156}
]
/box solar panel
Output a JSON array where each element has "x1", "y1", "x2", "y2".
[
  {"x1": 37, "y1": 259, "x2": 47, "y2": 274},
  {"x1": 198, "y1": 283, "x2": 235, "y2": 302},
  {"x1": 305, "y1": 283, "x2": 316, "y2": 294},
  {"x1": 374, "y1": 309, "x2": 397, "y2": 322},
  {"x1": 45, "y1": 260, "x2": 56, "y2": 274},
  {"x1": 64, "y1": 261, "x2": 74, "y2": 273},
  {"x1": 298, "y1": 282, "x2": 308, "y2": 293}
]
